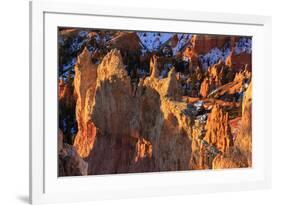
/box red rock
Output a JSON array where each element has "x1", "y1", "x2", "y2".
[
  {"x1": 182, "y1": 35, "x2": 243, "y2": 72},
  {"x1": 59, "y1": 79, "x2": 76, "y2": 108},
  {"x1": 207, "y1": 66, "x2": 251, "y2": 98},
  {"x1": 204, "y1": 105, "x2": 233, "y2": 153},
  {"x1": 189, "y1": 104, "x2": 234, "y2": 169},
  {"x1": 225, "y1": 49, "x2": 252, "y2": 72},
  {"x1": 190, "y1": 35, "x2": 230, "y2": 54},
  {"x1": 200, "y1": 77, "x2": 209, "y2": 98},
  {"x1": 107, "y1": 32, "x2": 141, "y2": 53}
]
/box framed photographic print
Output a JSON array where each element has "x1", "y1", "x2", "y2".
[{"x1": 30, "y1": 0, "x2": 272, "y2": 204}]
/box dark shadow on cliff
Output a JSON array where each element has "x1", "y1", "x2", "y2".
[
  {"x1": 86, "y1": 81, "x2": 162, "y2": 175},
  {"x1": 86, "y1": 79, "x2": 192, "y2": 175}
]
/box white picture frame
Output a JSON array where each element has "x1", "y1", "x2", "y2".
[{"x1": 29, "y1": 0, "x2": 272, "y2": 204}]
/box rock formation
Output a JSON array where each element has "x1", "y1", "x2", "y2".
[
  {"x1": 59, "y1": 79, "x2": 73, "y2": 103},
  {"x1": 71, "y1": 48, "x2": 193, "y2": 175},
  {"x1": 182, "y1": 35, "x2": 231, "y2": 68},
  {"x1": 107, "y1": 32, "x2": 141, "y2": 53},
  {"x1": 233, "y1": 81, "x2": 252, "y2": 165},
  {"x1": 58, "y1": 79, "x2": 76, "y2": 115},
  {"x1": 182, "y1": 35, "x2": 249, "y2": 74},
  {"x1": 69, "y1": 46, "x2": 250, "y2": 174},
  {"x1": 58, "y1": 79, "x2": 77, "y2": 144},
  {"x1": 58, "y1": 29, "x2": 253, "y2": 176},
  {"x1": 58, "y1": 130, "x2": 88, "y2": 176},
  {"x1": 204, "y1": 105, "x2": 233, "y2": 153},
  {"x1": 150, "y1": 55, "x2": 160, "y2": 78},
  {"x1": 73, "y1": 47, "x2": 98, "y2": 158},
  {"x1": 200, "y1": 78, "x2": 209, "y2": 98},
  {"x1": 212, "y1": 81, "x2": 252, "y2": 169},
  {"x1": 207, "y1": 68, "x2": 251, "y2": 98},
  {"x1": 189, "y1": 104, "x2": 233, "y2": 169},
  {"x1": 226, "y1": 49, "x2": 252, "y2": 72},
  {"x1": 189, "y1": 35, "x2": 230, "y2": 54}
]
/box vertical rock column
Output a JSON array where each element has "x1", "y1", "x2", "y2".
[
  {"x1": 204, "y1": 105, "x2": 233, "y2": 153},
  {"x1": 73, "y1": 47, "x2": 98, "y2": 158}
]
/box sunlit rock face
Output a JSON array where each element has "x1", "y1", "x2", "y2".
[
  {"x1": 73, "y1": 47, "x2": 98, "y2": 158},
  {"x1": 204, "y1": 105, "x2": 233, "y2": 153},
  {"x1": 72, "y1": 48, "x2": 193, "y2": 175},
  {"x1": 149, "y1": 55, "x2": 160, "y2": 78},
  {"x1": 199, "y1": 78, "x2": 210, "y2": 98}
]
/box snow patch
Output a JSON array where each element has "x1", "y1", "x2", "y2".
[
  {"x1": 198, "y1": 36, "x2": 252, "y2": 70},
  {"x1": 78, "y1": 31, "x2": 88, "y2": 37},
  {"x1": 137, "y1": 32, "x2": 192, "y2": 55},
  {"x1": 137, "y1": 32, "x2": 173, "y2": 51},
  {"x1": 199, "y1": 47, "x2": 231, "y2": 70},
  {"x1": 234, "y1": 37, "x2": 252, "y2": 54},
  {"x1": 172, "y1": 34, "x2": 192, "y2": 55}
]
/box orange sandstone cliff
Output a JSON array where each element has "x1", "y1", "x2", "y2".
[
  {"x1": 72, "y1": 48, "x2": 194, "y2": 175},
  {"x1": 73, "y1": 48, "x2": 98, "y2": 158}
]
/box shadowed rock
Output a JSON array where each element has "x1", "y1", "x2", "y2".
[
  {"x1": 58, "y1": 130, "x2": 88, "y2": 176},
  {"x1": 212, "y1": 82, "x2": 252, "y2": 169}
]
